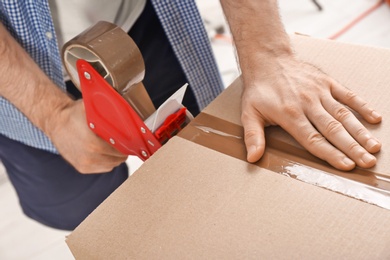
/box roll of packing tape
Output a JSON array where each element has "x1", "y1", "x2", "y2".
[
  {"x1": 62, "y1": 21, "x2": 155, "y2": 119},
  {"x1": 63, "y1": 21, "x2": 145, "y2": 92}
]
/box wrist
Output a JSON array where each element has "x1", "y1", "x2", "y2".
[
  {"x1": 41, "y1": 88, "x2": 74, "y2": 139},
  {"x1": 238, "y1": 45, "x2": 295, "y2": 86}
]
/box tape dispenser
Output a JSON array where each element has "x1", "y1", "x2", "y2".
[{"x1": 62, "y1": 21, "x2": 193, "y2": 160}]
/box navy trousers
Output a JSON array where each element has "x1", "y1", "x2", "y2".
[{"x1": 0, "y1": 0, "x2": 199, "y2": 230}]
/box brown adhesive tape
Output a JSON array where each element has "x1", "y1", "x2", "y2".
[
  {"x1": 178, "y1": 112, "x2": 390, "y2": 209},
  {"x1": 62, "y1": 21, "x2": 155, "y2": 120}
]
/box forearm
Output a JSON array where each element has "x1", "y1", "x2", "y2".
[
  {"x1": 220, "y1": 0, "x2": 292, "y2": 78},
  {"x1": 0, "y1": 23, "x2": 72, "y2": 136}
]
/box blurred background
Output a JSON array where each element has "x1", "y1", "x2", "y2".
[{"x1": 1, "y1": 0, "x2": 389, "y2": 259}]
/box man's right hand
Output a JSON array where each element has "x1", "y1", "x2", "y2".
[
  {"x1": 0, "y1": 23, "x2": 127, "y2": 174},
  {"x1": 47, "y1": 100, "x2": 128, "y2": 174}
]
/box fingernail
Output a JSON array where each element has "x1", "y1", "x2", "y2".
[
  {"x1": 371, "y1": 110, "x2": 381, "y2": 119},
  {"x1": 248, "y1": 145, "x2": 257, "y2": 156},
  {"x1": 362, "y1": 153, "x2": 376, "y2": 165},
  {"x1": 343, "y1": 157, "x2": 355, "y2": 167},
  {"x1": 247, "y1": 145, "x2": 259, "y2": 162},
  {"x1": 366, "y1": 138, "x2": 380, "y2": 151}
]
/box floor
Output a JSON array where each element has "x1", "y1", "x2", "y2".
[{"x1": 1, "y1": 1, "x2": 389, "y2": 259}]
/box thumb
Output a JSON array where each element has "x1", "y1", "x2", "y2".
[{"x1": 242, "y1": 114, "x2": 266, "y2": 163}]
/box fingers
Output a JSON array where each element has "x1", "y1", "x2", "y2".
[
  {"x1": 321, "y1": 96, "x2": 381, "y2": 153},
  {"x1": 307, "y1": 103, "x2": 378, "y2": 169},
  {"x1": 52, "y1": 100, "x2": 128, "y2": 174},
  {"x1": 241, "y1": 111, "x2": 266, "y2": 163},
  {"x1": 72, "y1": 154, "x2": 127, "y2": 174},
  {"x1": 93, "y1": 136, "x2": 128, "y2": 158},
  {"x1": 330, "y1": 78, "x2": 382, "y2": 124},
  {"x1": 72, "y1": 133, "x2": 128, "y2": 174},
  {"x1": 76, "y1": 160, "x2": 127, "y2": 174},
  {"x1": 64, "y1": 139, "x2": 128, "y2": 174},
  {"x1": 279, "y1": 117, "x2": 357, "y2": 171},
  {"x1": 298, "y1": 78, "x2": 381, "y2": 169}
]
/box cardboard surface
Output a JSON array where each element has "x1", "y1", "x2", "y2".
[
  {"x1": 68, "y1": 138, "x2": 390, "y2": 259},
  {"x1": 66, "y1": 35, "x2": 390, "y2": 259}
]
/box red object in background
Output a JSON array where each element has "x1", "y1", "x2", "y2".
[{"x1": 329, "y1": 0, "x2": 386, "y2": 40}]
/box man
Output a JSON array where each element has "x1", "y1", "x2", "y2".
[{"x1": 0, "y1": 0, "x2": 382, "y2": 230}]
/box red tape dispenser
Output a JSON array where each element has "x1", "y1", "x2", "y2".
[
  {"x1": 77, "y1": 60, "x2": 161, "y2": 160},
  {"x1": 62, "y1": 21, "x2": 192, "y2": 161}
]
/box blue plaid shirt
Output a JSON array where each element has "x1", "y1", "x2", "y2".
[{"x1": 0, "y1": 0, "x2": 224, "y2": 153}]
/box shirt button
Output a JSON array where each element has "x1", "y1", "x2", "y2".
[{"x1": 45, "y1": 31, "x2": 53, "y2": 40}]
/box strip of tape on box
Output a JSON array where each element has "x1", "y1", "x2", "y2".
[{"x1": 178, "y1": 112, "x2": 390, "y2": 210}]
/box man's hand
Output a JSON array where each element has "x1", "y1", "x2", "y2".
[
  {"x1": 241, "y1": 54, "x2": 381, "y2": 171},
  {"x1": 47, "y1": 100, "x2": 128, "y2": 174},
  {"x1": 220, "y1": 0, "x2": 382, "y2": 170},
  {"x1": 0, "y1": 23, "x2": 127, "y2": 174}
]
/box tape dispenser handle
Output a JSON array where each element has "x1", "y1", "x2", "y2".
[{"x1": 77, "y1": 59, "x2": 161, "y2": 160}]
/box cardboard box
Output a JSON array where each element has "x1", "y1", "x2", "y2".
[{"x1": 66, "y1": 35, "x2": 390, "y2": 259}]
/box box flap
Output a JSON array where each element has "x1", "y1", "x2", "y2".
[{"x1": 67, "y1": 137, "x2": 390, "y2": 259}]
